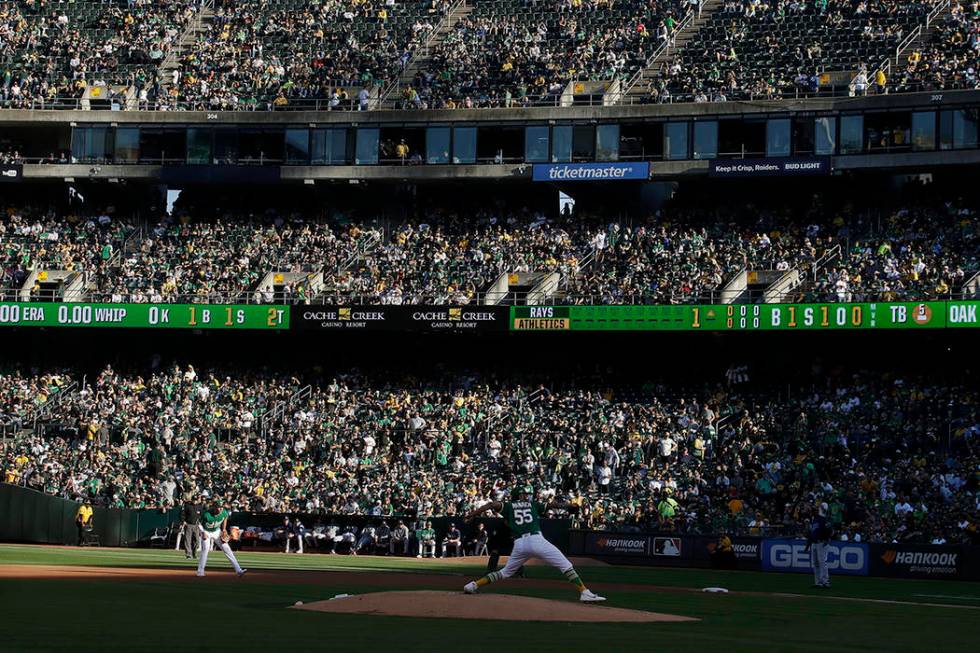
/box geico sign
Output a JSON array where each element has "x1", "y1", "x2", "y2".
[{"x1": 768, "y1": 543, "x2": 866, "y2": 571}]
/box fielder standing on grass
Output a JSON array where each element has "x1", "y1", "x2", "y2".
[
  {"x1": 196, "y1": 500, "x2": 247, "y2": 578},
  {"x1": 805, "y1": 502, "x2": 833, "y2": 588},
  {"x1": 462, "y1": 488, "x2": 605, "y2": 602}
]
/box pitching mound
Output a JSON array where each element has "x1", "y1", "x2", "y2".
[{"x1": 292, "y1": 590, "x2": 697, "y2": 623}]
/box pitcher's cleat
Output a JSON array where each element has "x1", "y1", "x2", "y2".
[
  {"x1": 463, "y1": 581, "x2": 479, "y2": 594},
  {"x1": 196, "y1": 572, "x2": 206, "y2": 577},
  {"x1": 580, "y1": 589, "x2": 606, "y2": 602},
  {"x1": 237, "y1": 568, "x2": 248, "y2": 577}
]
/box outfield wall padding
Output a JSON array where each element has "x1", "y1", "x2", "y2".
[
  {"x1": 0, "y1": 484, "x2": 570, "y2": 553},
  {"x1": 0, "y1": 484, "x2": 179, "y2": 546}
]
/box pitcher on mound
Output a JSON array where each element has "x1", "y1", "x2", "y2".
[{"x1": 462, "y1": 488, "x2": 605, "y2": 602}]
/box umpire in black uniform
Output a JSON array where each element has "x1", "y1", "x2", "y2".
[{"x1": 180, "y1": 494, "x2": 204, "y2": 559}]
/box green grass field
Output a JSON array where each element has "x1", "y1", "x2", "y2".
[{"x1": 1, "y1": 544, "x2": 978, "y2": 652}]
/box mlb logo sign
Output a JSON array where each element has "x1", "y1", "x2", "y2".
[{"x1": 653, "y1": 537, "x2": 682, "y2": 557}]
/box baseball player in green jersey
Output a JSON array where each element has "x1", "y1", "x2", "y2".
[
  {"x1": 462, "y1": 489, "x2": 605, "y2": 602},
  {"x1": 196, "y1": 502, "x2": 247, "y2": 578}
]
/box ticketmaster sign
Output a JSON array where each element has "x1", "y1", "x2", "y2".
[{"x1": 532, "y1": 162, "x2": 650, "y2": 182}]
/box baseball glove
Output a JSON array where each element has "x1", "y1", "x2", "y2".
[{"x1": 220, "y1": 532, "x2": 231, "y2": 543}]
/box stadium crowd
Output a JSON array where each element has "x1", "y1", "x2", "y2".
[
  {"x1": 889, "y1": 0, "x2": 980, "y2": 94},
  {"x1": 1, "y1": 364, "x2": 977, "y2": 545},
  {"x1": 405, "y1": 0, "x2": 693, "y2": 109},
  {"x1": 97, "y1": 216, "x2": 376, "y2": 304},
  {"x1": 1, "y1": 197, "x2": 976, "y2": 304},
  {"x1": 172, "y1": 0, "x2": 450, "y2": 110},
  {"x1": 659, "y1": 0, "x2": 935, "y2": 103},
  {"x1": 0, "y1": 0, "x2": 976, "y2": 110},
  {"x1": 0, "y1": 207, "x2": 130, "y2": 298},
  {"x1": 0, "y1": 0, "x2": 198, "y2": 109}
]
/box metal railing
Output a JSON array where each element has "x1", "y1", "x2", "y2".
[
  {"x1": 811, "y1": 244, "x2": 842, "y2": 281},
  {"x1": 962, "y1": 269, "x2": 980, "y2": 298},
  {"x1": 31, "y1": 379, "x2": 79, "y2": 436},
  {"x1": 0, "y1": 415, "x2": 22, "y2": 441},
  {"x1": 1, "y1": 77, "x2": 907, "y2": 114},
  {"x1": 260, "y1": 384, "x2": 312, "y2": 439},
  {"x1": 622, "y1": 2, "x2": 700, "y2": 97},
  {"x1": 856, "y1": 0, "x2": 952, "y2": 96},
  {"x1": 379, "y1": 0, "x2": 466, "y2": 107},
  {"x1": 158, "y1": 0, "x2": 215, "y2": 95}
]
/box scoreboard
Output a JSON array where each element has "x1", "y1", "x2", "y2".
[
  {"x1": 511, "y1": 301, "x2": 979, "y2": 331},
  {"x1": 0, "y1": 302, "x2": 288, "y2": 329},
  {"x1": 0, "y1": 300, "x2": 975, "y2": 332}
]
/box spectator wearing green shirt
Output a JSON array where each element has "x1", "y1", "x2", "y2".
[
  {"x1": 416, "y1": 520, "x2": 436, "y2": 558},
  {"x1": 658, "y1": 494, "x2": 679, "y2": 529}
]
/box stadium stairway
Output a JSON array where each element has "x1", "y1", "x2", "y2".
[
  {"x1": 158, "y1": 1, "x2": 217, "y2": 100},
  {"x1": 622, "y1": 0, "x2": 725, "y2": 103},
  {"x1": 863, "y1": 0, "x2": 955, "y2": 95},
  {"x1": 963, "y1": 270, "x2": 980, "y2": 298},
  {"x1": 379, "y1": 0, "x2": 473, "y2": 108}
]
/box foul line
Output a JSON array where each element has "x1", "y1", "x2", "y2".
[{"x1": 772, "y1": 592, "x2": 980, "y2": 610}]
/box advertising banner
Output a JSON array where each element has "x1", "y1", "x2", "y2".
[
  {"x1": 532, "y1": 162, "x2": 650, "y2": 182},
  {"x1": 291, "y1": 305, "x2": 509, "y2": 332},
  {"x1": 694, "y1": 535, "x2": 763, "y2": 570},
  {"x1": 870, "y1": 543, "x2": 980, "y2": 580},
  {"x1": 709, "y1": 157, "x2": 831, "y2": 178},
  {"x1": 582, "y1": 532, "x2": 650, "y2": 556},
  {"x1": 761, "y1": 539, "x2": 869, "y2": 576},
  {"x1": 0, "y1": 302, "x2": 288, "y2": 329},
  {"x1": 0, "y1": 164, "x2": 22, "y2": 182},
  {"x1": 652, "y1": 536, "x2": 685, "y2": 558},
  {"x1": 510, "y1": 302, "x2": 969, "y2": 332}
]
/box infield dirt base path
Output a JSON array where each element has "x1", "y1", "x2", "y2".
[{"x1": 293, "y1": 590, "x2": 698, "y2": 623}]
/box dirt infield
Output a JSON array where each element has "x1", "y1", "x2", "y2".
[{"x1": 293, "y1": 590, "x2": 697, "y2": 623}]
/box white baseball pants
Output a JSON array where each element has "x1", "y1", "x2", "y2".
[
  {"x1": 500, "y1": 533, "x2": 573, "y2": 577},
  {"x1": 197, "y1": 529, "x2": 244, "y2": 575},
  {"x1": 286, "y1": 533, "x2": 304, "y2": 553},
  {"x1": 811, "y1": 542, "x2": 829, "y2": 585}
]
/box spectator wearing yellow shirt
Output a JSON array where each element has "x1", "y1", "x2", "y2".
[
  {"x1": 727, "y1": 496, "x2": 744, "y2": 516},
  {"x1": 395, "y1": 139, "x2": 410, "y2": 163},
  {"x1": 75, "y1": 500, "x2": 94, "y2": 546}
]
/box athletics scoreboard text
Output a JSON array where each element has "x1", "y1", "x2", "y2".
[{"x1": 0, "y1": 302, "x2": 288, "y2": 329}]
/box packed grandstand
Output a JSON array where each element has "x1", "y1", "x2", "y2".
[
  {"x1": 0, "y1": 0, "x2": 976, "y2": 110},
  {"x1": 1, "y1": 184, "x2": 977, "y2": 304},
  {"x1": 2, "y1": 360, "x2": 978, "y2": 545}
]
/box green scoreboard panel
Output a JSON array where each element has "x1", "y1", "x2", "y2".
[
  {"x1": 0, "y1": 303, "x2": 289, "y2": 329},
  {"x1": 511, "y1": 301, "x2": 980, "y2": 331}
]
